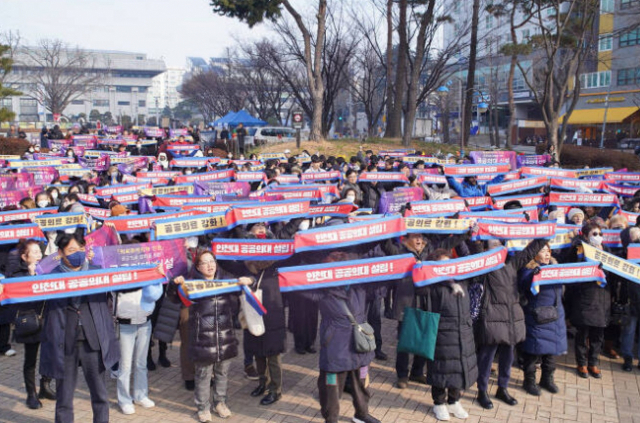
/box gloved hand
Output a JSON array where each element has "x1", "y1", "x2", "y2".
[{"x1": 451, "y1": 282, "x2": 465, "y2": 297}]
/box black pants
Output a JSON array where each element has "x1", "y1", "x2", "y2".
[
  {"x1": 0, "y1": 323, "x2": 11, "y2": 353},
  {"x1": 476, "y1": 344, "x2": 514, "y2": 391},
  {"x1": 432, "y1": 386, "x2": 461, "y2": 405},
  {"x1": 289, "y1": 294, "x2": 318, "y2": 350},
  {"x1": 55, "y1": 340, "x2": 109, "y2": 423},
  {"x1": 23, "y1": 342, "x2": 40, "y2": 393},
  {"x1": 318, "y1": 369, "x2": 370, "y2": 423},
  {"x1": 367, "y1": 297, "x2": 383, "y2": 353},
  {"x1": 575, "y1": 325, "x2": 605, "y2": 367},
  {"x1": 521, "y1": 352, "x2": 556, "y2": 377},
  {"x1": 395, "y1": 321, "x2": 426, "y2": 379}
]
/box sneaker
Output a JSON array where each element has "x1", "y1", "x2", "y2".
[
  {"x1": 4, "y1": 349, "x2": 16, "y2": 357},
  {"x1": 622, "y1": 357, "x2": 633, "y2": 372},
  {"x1": 244, "y1": 364, "x2": 259, "y2": 381},
  {"x1": 135, "y1": 397, "x2": 155, "y2": 409},
  {"x1": 433, "y1": 404, "x2": 450, "y2": 421},
  {"x1": 120, "y1": 404, "x2": 135, "y2": 415},
  {"x1": 110, "y1": 369, "x2": 119, "y2": 379},
  {"x1": 197, "y1": 410, "x2": 212, "y2": 422},
  {"x1": 447, "y1": 401, "x2": 469, "y2": 419},
  {"x1": 214, "y1": 402, "x2": 231, "y2": 419}
]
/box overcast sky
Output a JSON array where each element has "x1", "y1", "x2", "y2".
[{"x1": 1, "y1": 0, "x2": 273, "y2": 68}]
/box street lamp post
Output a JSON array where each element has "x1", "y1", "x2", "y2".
[{"x1": 477, "y1": 102, "x2": 488, "y2": 135}]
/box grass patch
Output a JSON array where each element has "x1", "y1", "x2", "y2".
[{"x1": 249, "y1": 138, "x2": 462, "y2": 158}]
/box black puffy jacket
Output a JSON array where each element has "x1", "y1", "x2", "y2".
[
  {"x1": 182, "y1": 271, "x2": 240, "y2": 365},
  {"x1": 476, "y1": 239, "x2": 547, "y2": 346},
  {"x1": 416, "y1": 281, "x2": 477, "y2": 390}
]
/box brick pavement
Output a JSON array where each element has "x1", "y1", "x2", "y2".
[{"x1": 1, "y1": 316, "x2": 640, "y2": 423}]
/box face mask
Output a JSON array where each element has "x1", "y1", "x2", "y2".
[
  {"x1": 51, "y1": 192, "x2": 59, "y2": 200},
  {"x1": 29, "y1": 148, "x2": 34, "y2": 153},
  {"x1": 136, "y1": 144, "x2": 142, "y2": 149},
  {"x1": 185, "y1": 237, "x2": 198, "y2": 249},
  {"x1": 185, "y1": 170, "x2": 192, "y2": 175},
  {"x1": 65, "y1": 251, "x2": 85, "y2": 267},
  {"x1": 555, "y1": 216, "x2": 565, "y2": 224},
  {"x1": 589, "y1": 235, "x2": 603, "y2": 246},
  {"x1": 37, "y1": 201, "x2": 49, "y2": 208},
  {"x1": 298, "y1": 220, "x2": 310, "y2": 231},
  {"x1": 346, "y1": 195, "x2": 356, "y2": 203},
  {"x1": 67, "y1": 152, "x2": 74, "y2": 157}
]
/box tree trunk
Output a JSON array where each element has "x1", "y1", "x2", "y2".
[
  {"x1": 442, "y1": 101, "x2": 451, "y2": 145},
  {"x1": 462, "y1": 0, "x2": 480, "y2": 148},
  {"x1": 493, "y1": 105, "x2": 500, "y2": 148},
  {"x1": 386, "y1": 0, "x2": 407, "y2": 139},
  {"x1": 384, "y1": 0, "x2": 394, "y2": 137},
  {"x1": 506, "y1": 54, "x2": 517, "y2": 148}
]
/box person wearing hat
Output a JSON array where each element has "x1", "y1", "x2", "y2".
[{"x1": 567, "y1": 208, "x2": 585, "y2": 226}]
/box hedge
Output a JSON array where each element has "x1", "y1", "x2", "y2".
[
  {"x1": 559, "y1": 145, "x2": 640, "y2": 171},
  {"x1": 0, "y1": 137, "x2": 31, "y2": 156}
]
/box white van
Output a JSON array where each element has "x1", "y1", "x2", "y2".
[{"x1": 248, "y1": 126, "x2": 306, "y2": 146}]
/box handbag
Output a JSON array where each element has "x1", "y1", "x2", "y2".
[
  {"x1": 338, "y1": 299, "x2": 376, "y2": 354},
  {"x1": 14, "y1": 303, "x2": 45, "y2": 338},
  {"x1": 610, "y1": 302, "x2": 631, "y2": 326},
  {"x1": 240, "y1": 271, "x2": 266, "y2": 337},
  {"x1": 397, "y1": 293, "x2": 440, "y2": 360},
  {"x1": 532, "y1": 287, "x2": 559, "y2": 325}
]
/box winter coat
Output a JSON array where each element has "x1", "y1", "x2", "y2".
[
  {"x1": 11, "y1": 262, "x2": 45, "y2": 344},
  {"x1": 476, "y1": 238, "x2": 548, "y2": 346},
  {"x1": 218, "y1": 261, "x2": 286, "y2": 357},
  {"x1": 446, "y1": 174, "x2": 504, "y2": 198},
  {"x1": 416, "y1": 281, "x2": 477, "y2": 390},
  {"x1": 359, "y1": 182, "x2": 383, "y2": 212},
  {"x1": 383, "y1": 233, "x2": 469, "y2": 321},
  {"x1": 40, "y1": 265, "x2": 120, "y2": 380},
  {"x1": 564, "y1": 239, "x2": 611, "y2": 328},
  {"x1": 153, "y1": 291, "x2": 182, "y2": 344},
  {"x1": 518, "y1": 259, "x2": 568, "y2": 356},
  {"x1": 182, "y1": 271, "x2": 240, "y2": 365},
  {"x1": 302, "y1": 285, "x2": 375, "y2": 373}
]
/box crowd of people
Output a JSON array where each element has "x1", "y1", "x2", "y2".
[{"x1": 0, "y1": 126, "x2": 639, "y2": 423}]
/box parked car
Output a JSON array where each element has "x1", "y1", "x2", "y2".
[
  {"x1": 248, "y1": 126, "x2": 307, "y2": 146},
  {"x1": 618, "y1": 138, "x2": 640, "y2": 150}
]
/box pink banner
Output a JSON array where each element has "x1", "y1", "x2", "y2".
[
  {"x1": 409, "y1": 199, "x2": 468, "y2": 215},
  {"x1": 520, "y1": 167, "x2": 577, "y2": 178}
]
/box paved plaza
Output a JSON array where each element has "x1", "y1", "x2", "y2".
[{"x1": 1, "y1": 316, "x2": 639, "y2": 423}]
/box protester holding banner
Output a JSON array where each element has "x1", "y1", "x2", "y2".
[
  {"x1": 415, "y1": 249, "x2": 477, "y2": 421},
  {"x1": 383, "y1": 230, "x2": 470, "y2": 390},
  {"x1": 517, "y1": 243, "x2": 567, "y2": 396},
  {"x1": 39, "y1": 232, "x2": 120, "y2": 423},
  {"x1": 11, "y1": 239, "x2": 56, "y2": 409},
  {"x1": 475, "y1": 237, "x2": 548, "y2": 409},
  {"x1": 446, "y1": 174, "x2": 504, "y2": 198},
  {"x1": 113, "y1": 266, "x2": 163, "y2": 415},
  {"x1": 171, "y1": 251, "x2": 253, "y2": 422},
  {"x1": 564, "y1": 222, "x2": 611, "y2": 379}
]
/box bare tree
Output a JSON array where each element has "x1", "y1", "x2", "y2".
[
  {"x1": 179, "y1": 68, "x2": 247, "y2": 123},
  {"x1": 516, "y1": 0, "x2": 600, "y2": 157},
  {"x1": 348, "y1": 41, "x2": 386, "y2": 137},
  {"x1": 18, "y1": 39, "x2": 107, "y2": 117}
]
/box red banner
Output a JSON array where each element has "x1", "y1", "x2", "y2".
[
  {"x1": 413, "y1": 247, "x2": 508, "y2": 286},
  {"x1": 0, "y1": 265, "x2": 166, "y2": 305},
  {"x1": 357, "y1": 172, "x2": 409, "y2": 183},
  {"x1": 444, "y1": 164, "x2": 511, "y2": 176},
  {"x1": 604, "y1": 172, "x2": 640, "y2": 183},
  {"x1": 300, "y1": 170, "x2": 342, "y2": 182},
  {"x1": 549, "y1": 177, "x2": 604, "y2": 191},
  {"x1": 548, "y1": 192, "x2": 619, "y2": 207},
  {"x1": 531, "y1": 263, "x2": 606, "y2": 294},
  {"x1": 520, "y1": 167, "x2": 577, "y2": 178},
  {"x1": 212, "y1": 239, "x2": 295, "y2": 260},
  {"x1": 0, "y1": 207, "x2": 58, "y2": 224},
  {"x1": 492, "y1": 194, "x2": 546, "y2": 210},
  {"x1": 174, "y1": 169, "x2": 235, "y2": 184},
  {"x1": 94, "y1": 183, "x2": 151, "y2": 198},
  {"x1": 105, "y1": 210, "x2": 206, "y2": 234},
  {"x1": 230, "y1": 200, "x2": 310, "y2": 225},
  {"x1": 487, "y1": 176, "x2": 548, "y2": 196},
  {"x1": 153, "y1": 195, "x2": 212, "y2": 208},
  {"x1": 475, "y1": 220, "x2": 556, "y2": 240},
  {"x1": 308, "y1": 203, "x2": 357, "y2": 217},
  {"x1": 409, "y1": 199, "x2": 468, "y2": 215},
  {"x1": 294, "y1": 215, "x2": 405, "y2": 252},
  {"x1": 278, "y1": 254, "x2": 417, "y2": 292}
]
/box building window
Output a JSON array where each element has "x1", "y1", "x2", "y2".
[
  {"x1": 116, "y1": 86, "x2": 132, "y2": 93},
  {"x1": 71, "y1": 100, "x2": 85, "y2": 105},
  {"x1": 617, "y1": 67, "x2": 640, "y2": 85},
  {"x1": 621, "y1": 0, "x2": 640, "y2": 10},
  {"x1": 20, "y1": 98, "x2": 38, "y2": 114},
  {"x1": 600, "y1": 0, "x2": 614, "y2": 13},
  {"x1": 93, "y1": 99, "x2": 109, "y2": 107},
  {"x1": 137, "y1": 86, "x2": 148, "y2": 93},
  {"x1": 579, "y1": 70, "x2": 611, "y2": 88},
  {"x1": 138, "y1": 100, "x2": 146, "y2": 107},
  {"x1": 620, "y1": 28, "x2": 640, "y2": 47},
  {"x1": 1, "y1": 98, "x2": 12, "y2": 111},
  {"x1": 599, "y1": 34, "x2": 612, "y2": 51},
  {"x1": 117, "y1": 101, "x2": 130, "y2": 106},
  {"x1": 485, "y1": 15, "x2": 493, "y2": 30}
]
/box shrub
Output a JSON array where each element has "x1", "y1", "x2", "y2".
[
  {"x1": 560, "y1": 144, "x2": 640, "y2": 171},
  {"x1": 0, "y1": 137, "x2": 31, "y2": 156}
]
